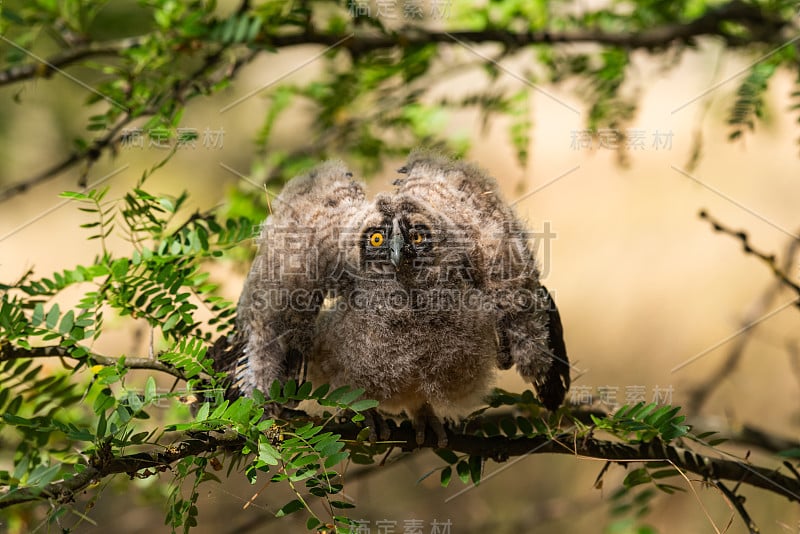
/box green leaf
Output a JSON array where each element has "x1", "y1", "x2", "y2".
[
  {"x1": 96, "y1": 410, "x2": 107, "y2": 438},
  {"x1": 31, "y1": 303, "x2": 44, "y2": 326},
  {"x1": 440, "y1": 466, "x2": 452, "y2": 487},
  {"x1": 195, "y1": 402, "x2": 210, "y2": 421},
  {"x1": 295, "y1": 381, "x2": 313, "y2": 399},
  {"x1": 110, "y1": 258, "x2": 129, "y2": 279},
  {"x1": 623, "y1": 468, "x2": 651, "y2": 488},
  {"x1": 434, "y1": 449, "x2": 459, "y2": 464},
  {"x1": 258, "y1": 442, "x2": 281, "y2": 466},
  {"x1": 283, "y1": 379, "x2": 297, "y2": 398},
  {"x1": 311, "y1": 384, "x2": 330, "y2": 399},
  {"x1": 289, "y1": 455, "x2": 320, "y2": 470},
  {"x1": 162, "y1": 313, "x2": 181, "y2": 332},
  {"x1": 324, "y1": 451, "x2": 349, "y2": 468},
  {"x1": 269, "y1": 380, "x2": 282, "y2": 401},
  {"x1": 356, "y1": 427, "x2": 371, "y2": 442},
  {"x1": 275, "y1": 498, "x2": 304, "y2": 517},
  {"x1": 247, "y1": 17, "x2": 262, "y2": 41},
  {"x1": 516, "y1": 416, "x2": 534, "y2": 436},
  {"x1": 468, "y1": 455, "x2": 482, "y2": 485},
  {"x1": 58, "y1": 310, "x2": 74, "y2": 335},
  {"x1": 324, "y1": 385, "x2": 355, "y2": 404},
  {"x1": 349, "y1": 399, "x2": 379, "y2": 412},
  {"x1": 456, "y1": 460, "x2": 471, "y2": 484},
  {"x1": 500, "y1": 417, "x2": 517, "y2": 437},
  {"x1": 655, "y1": 483, "x2": 685, "y2": 494},
  {"x1": 45, "y1": 303, "x2": 60, "y2": 329},
  {"x1": 144, "y1": 376, "x2": 157, "y2": 404},
  {"x1": 59, "y1": 191, "x2": 89, "y2": 200}
]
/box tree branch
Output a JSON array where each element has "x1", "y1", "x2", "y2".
[
  {"x1": 0, "y1": 0, "x2": 788, "y2": 89},
  {"x1": 0, "y1": 117, "x2": 130, "y2": 202},
  {"x1": 698, "y1": 210, "x2": 800, "y2": 300},
  {"x1": 0, "y1": 45, "x2": 258, "y2": 204},
  {"x1": 0, "y1": 344, "x2": 191, "y2": 381},
  {"x1": 484, "y1": 408, "x2": 800, "y2": 456},
  {"x1": 2, "y1": 418, "x2": 798, "y2": 511},
  {"x1": 688, "y1": 212, "x2": 800, "y2": 411},
  {"x1": 715, "y1": 480, "x2": 759, "y2": 534},
  {"x1": 0, "y1": 0, "x2": 791, "y2": 203},
  {"x1": 0, "y1": 36, "x2": 146, "y2": 87},
  {"x1": 292, "y1": 2, "x2": 787, "y2": 52},
  {"x1": 0, "y1": 431, "x2": 239, "y2": 509}
]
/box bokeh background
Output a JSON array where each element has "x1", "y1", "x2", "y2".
[{"x1": 1, "y1": 1, "x2": 799, "y2": 532}]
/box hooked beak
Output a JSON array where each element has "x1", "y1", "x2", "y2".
[
  {"x1": 389, "y1": 233, "x2": 404, "y2": 268},
  {"x1": 390, "y1": 218, "x2": 405, "y2": 268}
]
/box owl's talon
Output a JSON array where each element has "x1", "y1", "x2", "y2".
[
  {"x1": 363, "y1": 409, "x2": 390, "y2": 443},
  {"x1": 412, "y1": 404, "x2": 448, "y2": 448},
  {"x1": 415, "y1": 427, "x2": 426, "y2": 447},
  {"x1": 432, "y1": 419, "x2": 448, "y2": 449}
]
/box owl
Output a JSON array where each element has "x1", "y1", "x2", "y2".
[{"x1": 230, "y1": 150, "x2": 570, "y2": 446}]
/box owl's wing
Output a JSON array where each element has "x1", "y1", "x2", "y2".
[
  {"x1": 233, "y1": 162, "x2": 367, "y2": 397},
  {"x1": 396, "y1": 150, "x2": 570, "y2": 410}
]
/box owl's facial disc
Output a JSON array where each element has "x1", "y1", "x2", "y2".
[{"x1": 362, "y1": 217, "x2": 432, "y2": 275}]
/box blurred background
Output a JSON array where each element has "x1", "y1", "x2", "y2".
[{"x1": 1, "y1": 0, "x2": 799, "y2": 532}]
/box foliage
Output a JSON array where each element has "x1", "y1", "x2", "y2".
[
  {"x1": 1, "y1": 0, "x2": 799, "y2": 532},
  {"x1": 1, "y1": 0, "x2": 798, "y2": 189}
]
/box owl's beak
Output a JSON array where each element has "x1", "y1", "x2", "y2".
[{"x1": 389, "y1": 233, "x2": 404, "y2": 268}]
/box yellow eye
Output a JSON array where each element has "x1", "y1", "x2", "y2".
[
  {"x1": 369, "y1": 232, "x2": 384, "y2": 247},
  {"x1": 412, "y1": 232, "x2": 424, "y2": 244}
]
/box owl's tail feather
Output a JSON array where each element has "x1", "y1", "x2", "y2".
[{"x1": 538, "y1": 286, "x2": 571, "y2": 411}]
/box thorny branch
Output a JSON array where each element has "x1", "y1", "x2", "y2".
[
  {"x1": 4, "y1": 339, "x2": 795, "y2": 464},
  {"x1": 1, "y1": 418, "x2": 798, "y2": 512}
]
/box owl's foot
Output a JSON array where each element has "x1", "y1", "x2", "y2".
[
  {"x1": 363, "y1": 409, "x2": 391, "y2": 443},
  {"x1": 412, "y1": 404, "x2": 448, "y2": 448}
]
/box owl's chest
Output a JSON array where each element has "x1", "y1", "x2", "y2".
[
  {"x1": 313, "y1": 297, "x2": 497, "y2": 365},
  {"x1": 308, "y1": 293, "x2": 498, "y2": 408}
]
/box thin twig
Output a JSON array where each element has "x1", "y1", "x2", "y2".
[
  {"x1": 0, "y1": 36, "x2": 146, "y2": 87},
  {"x1": 699, "y1": 210, "x2": 800, "y2": 299},
  {"x1": 687, "y1": 211, "x2": 800, "y2": 411},
  {"x1": 714, "y1": 480, "x2": 759, "y2": 534}
]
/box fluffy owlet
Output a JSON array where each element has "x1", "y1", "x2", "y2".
[{"x1": 230, "y1": 150, "x2": 570, "y2": 445}]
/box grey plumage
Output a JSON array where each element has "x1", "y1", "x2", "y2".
[{"x1": 232, "y1": 150, "x2": 570, "y2": 443}]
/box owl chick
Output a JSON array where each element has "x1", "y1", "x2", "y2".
[{"x1": 232, "y1": 150, "x2": 570, "y2": 447}]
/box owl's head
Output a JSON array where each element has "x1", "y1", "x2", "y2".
[{"x1": 345, "y1": 194, "x2": 478, "y2": 289}]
